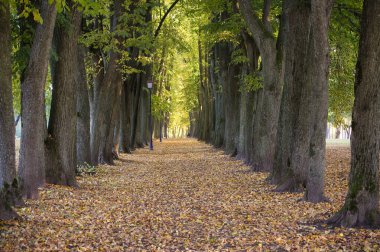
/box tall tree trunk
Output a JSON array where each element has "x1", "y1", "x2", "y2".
[
  {"x1": 238, "y1": 31, "x2": 259, "y2": 162},
  {"x1": 271, "y1": 0, "x2": 332, "y2": 203},
  {"x1": 218, "y1": 43, "x2": 232, "y2": 150},
  {"x1": 76, "y1": 46, "x2": 92, "y2": 166},
  {"x1": 90, "y1": 0, "x2": 123, "y2": 164},
  {"x1": 140, "y1": 86, "x2": 148, "y2": 146},
  {"x1": 164, "y1": 113, "x2": 169, "y2": 138},
  {"x1": 198, "y1": 37, "x2": 205, "y2": 140},
  {"x1": 120, "y1": 83, "x2": 132, "y2": 153},
  {"x1": 0, "y1": 0, "x2": 18, "y2": 219},
  {"x1": 243, "y1": 31, "x2": 260, "y2": 165},
  {"x1": 271, "y1": 1, "x2": 311, "y2": 190},
  {"x1": 198, "y1": 37, "x2": 211, "y2": 142},
  {"x1": 210, "y1": 46, "x2": 225, "y2": 148},
  {"x1": 238, "y1": 0, "x2": 284, "y2": 171},
  {"x1": 89, "y1": 52, "x2": 103, "y2": 137},
  {"x1": 19, "y1": 0, "x2": 57, "y2": 199},
  {"x1": 46, "y1": 5, "x2": 81, "y2": 186},
  {"x1": 102, "y1": 73, "x2": 123, "y2": 163},
  {"x1": 205, "y1": 45, "x2": 213, "y2": 144},
  {"x1": 135, "y1": 76, "x2": 146, "y2": 148},
  {"x1": 113, "y1": 102, "x2": 121, "y2": 158},
  {"x1": 329, "y1": 0, "x2": 380, "y2": 227},
  {"x1": 130, "y1": 73, "x2": 143, "y2": 149},
  {"x1": 91, "y1": 59, "x2": 120, "y2": 164},
  {"x1": 303, "y1": 0, "x2": 332, "y2": 202},
  {"x1": 238, "y1": 83, "x2": 248, "y2": 160},
  {"x1": 223, "y1": 44, "x2": 241, "y2": 156}
]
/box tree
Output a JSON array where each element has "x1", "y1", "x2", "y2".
[
  {"x1": 89, "y1": 0, "x2": 127, "y2": 164},
  {"x1": 19, "y1": 0, "x2": 57, "y2": 199},
  {"x1": 271, "y1": 0, "x2": 311, "y2": 191},
  {"x1": 45, "y1": 1, "x2": 82, "y2": 186},
  {"x1": 329, "y1": 0, "x2": 380, "y2": 227},
  {"x1": 271, "y1": 0, "x2": 333, "y2": 203},
  {"x1": 237, "y1": 0, "x2": 284, "y2": 171},
  {"x1": 76, "y1": 45, "x2": 92, "y2": 166},
  {"x1": 0, "y1": 0, "x2": 18, "y2": 220}
]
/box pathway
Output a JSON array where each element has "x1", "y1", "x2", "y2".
[{"x1": 1, "y1": 139, "x2": 379, "y2": 251}]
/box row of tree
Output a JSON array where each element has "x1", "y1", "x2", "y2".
[
  {"x1": 0, "y1": 0, "x2": 378, "y2": 228},
  {"x1": 0, "y1": 0, "x2": 179, "y2": 220},
  {"x1": 190, "y1": 0, "x2": 379, "y2": 227}
]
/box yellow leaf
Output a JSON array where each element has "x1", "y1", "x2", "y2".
[{"x1": 32, "y1": 10, "x2": 43, "y2": 24}]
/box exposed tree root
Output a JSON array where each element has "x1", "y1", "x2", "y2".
[
  {"x1": 274, "y1": 178, "x2": 303, "y2": 193},
  {"x1": 299, "y1": 194, "x2": 330, "y2": 203},
  {"x1": 0, "y1": 207, "x2": 19, "y2": 221},
  {"x1": 328, "y1": 208, "x2": 380, "y2": 228}
]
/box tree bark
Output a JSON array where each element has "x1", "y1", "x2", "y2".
[
  {"x1": 211, "y1": 45, "x2": 226, "y2": 148},
  {"x1": 120, "y1": 83, "x2": 132, "y2": 153},
  {"x1": 329, "y1": 0, "x2": 380, "y2": 227},
  {"x1": 239, "y1": 31, "x2": 259, "y2": 163},
  {"x1": 19, "y1": 0, "x2": 57, "y2": 199},
  {"x1": 238, "y1": 0, "x2": 284, "y2": 171},
  {"x1": 0, "y1": 0, "x2": 18, "y2": 220},
  {"x1": 46, "y1": 5, "x2": 81, "y2": 186},
  {"x1": 101, "y1": 72, "x2": 123, "y2": 163},
  {"x1": 141, "y1": 86, "x2": 149, "y2": 146},
  {"x1": 271, "y1": 0, "x2": 332, "y2": 203},
  {"x1": 223, "y1": 45, "x2": 241, "y2": 156},
  {"x1": 76, "y1": 46, "x2": 92, "y2": 166},
  {"x1": 271, "y1": 0, "x2": 311, "y2": 190},
  {"x1": 90, "y1": 0, "x2": 123, "y2": 164},
  {"x1": 130, "y1": 73, "x2": 144, "y2": 149},
  {"x1": 303, "y1": 0, "x2": 332, "y2": 203},
  {"x1": 113, "y1": 101, "x2": 121, "y2": 158}
]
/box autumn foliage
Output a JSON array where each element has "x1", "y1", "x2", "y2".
[{"x1": 1, "y1": 140, "x2": 379, "y2": 251}]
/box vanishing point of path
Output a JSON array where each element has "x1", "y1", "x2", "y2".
[{"x1": 1, "y1": 139, "x2": 379, "y2": 251}]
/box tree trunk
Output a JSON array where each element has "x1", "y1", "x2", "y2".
[
  {"x1": 238, "y1": 84, "x2": 248, "y2": 160},
  {"x1": 271, "y1": 0, "x2": 332, "y2": 203},
  {"x1": 198, "y1": 37, "x2": 211, "y2": 142},
  {"x1": 102, "y1": 73, "x2": 123, "y2": 163},
  {"x1": 238, "y1": 0, "x2": 284, "y2": 171},
  {"x1": 46, "y1": 5, "x2": 81, "y2": 186},
  {"x1": 135, "y1": 77, "x2": 146, "y2": 148},
  {"x1": 238, "y1": 31, "x2": 259, "y2": 162},
  {"x1": 0, "y1": 0, "x2": 18, "y2": 219},
  {"x1": 303, "y1": 0, "x2": 332, "y2": 203},
  {"x1": 90, "y1": 0, "x2": 123, "y2": 164},
  {"x1": 76, "y1": 46, "x2": 92, "y2": 166},
  {"x1": 141, "y1": 89, "x2": 149, "y2": 146},
  {"x1": 164, "y1": 113, "x2": 169, "y2": 138},
  {"x1": 224, "y1": 53, "x2": 241, "y2": 156},
  {"x1": 271, "y1": 1, "x2": 311, "y2": 190},
  {"x1": 19, "y1": 0, "x2": 57, "y2": 199},
  {"x1": 120, "y1": 83, "x2": 132, "y2": 153},
  {"x1": 210, "y1": 46, "x2": 225, "y2": 148},
  {"x1": 217, "y1": 42, "x2": 232, "y2": 151},
  {"x1": 329, "y1": 0, "x2": 380, "y2": 227},
  {"x1": 91, "y1": 59, "x2": 120, "y2": 164},
  {"x1": 113, "y1": 105, "x2": 121, "y2": 158},
  {"x1": 130, "y1": 73, "x2": 144, "y2": 149}
]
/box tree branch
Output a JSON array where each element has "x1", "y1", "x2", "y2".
[
  {"x1": 154, "y1": 0, "x2": 180, "y2": 38},
  {"x1": 262, "y1": 0, "x2": 272, "y2": 32},
  {"x1": 237, "y1": 0, "x2": 275, "y2": 55}
]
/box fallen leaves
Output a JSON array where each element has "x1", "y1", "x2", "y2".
[{"x1": 0, "y1": 139, "x2": 379, "y2": 251}]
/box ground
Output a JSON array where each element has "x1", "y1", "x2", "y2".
[{"x1": 1, "y1": 139, "x2": 379, "y2": 251}]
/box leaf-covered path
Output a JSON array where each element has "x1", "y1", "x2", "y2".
[{"x1": 1, "y1": 139, "x2": 379, "y2": 251}]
